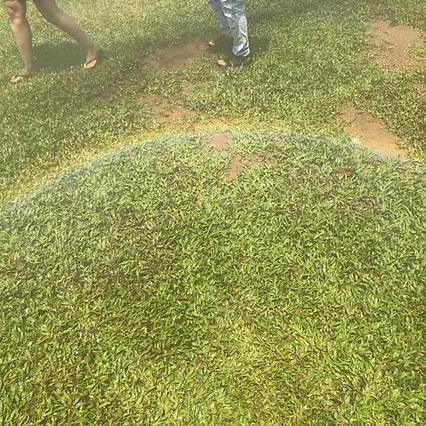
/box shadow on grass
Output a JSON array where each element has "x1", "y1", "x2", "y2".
[
  {"x1": 0, "y1": 23, "x2": 273, "y2": 196},
  {"x1": 33, "y1": 41, "x2": 84, "y2": 72},
  {"x1": 250, "y1": 35, "x2": 270, "y2": 57}
]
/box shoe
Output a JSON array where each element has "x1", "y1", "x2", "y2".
[{"x1": 217, "y1": 53, "x2": 252, "y2": 67}]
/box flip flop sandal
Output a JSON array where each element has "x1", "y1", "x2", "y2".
[
  {"x1": 10, "y1": 73, "x2": 33, "y2": 84},
  {"x1": 84, "y1": 49, "x2": 105, "y2": 69},
  {"x1": 217, "y1": 53, "x2": 252, "y2": 67}
]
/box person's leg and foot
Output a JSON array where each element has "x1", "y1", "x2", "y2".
[
  {"x1": 217, "y1": 0, "x2": 251, "y2": 67},
  {"x1": 5, "y1": 0, "x2": 35, "y2": 83},
  {"x1": 207, "y1": 0, "x2": 233, "y2": 53},
  {"x1": 34, "y1": 0, "x2": 102, "y2": 69}
]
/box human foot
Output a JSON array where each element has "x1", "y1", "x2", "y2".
[
  {"x1": 84, "y1": 49, "x2": 104, "y2": 69},
  {"x1": 10, "y1": 70, "x2": 34, "y2": 84}
]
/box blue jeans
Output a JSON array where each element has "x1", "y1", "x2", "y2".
[{"x1": 207, "y1": 0, "x2": 250, "y2": 57}]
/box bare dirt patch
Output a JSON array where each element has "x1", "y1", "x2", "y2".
[
  {"x1": 339, "y1": 168, "x2": 356, "y2": 177},
  {"x1": 139, "y1": 80, "x2": 211, "y2": 127},
  {"x1": 143, "y1": 94, "x2": 169, "y2": 115},
  {"x1": 143, "y1": 40, "x2": 208, "y2": 72},
  {"x1": 140, "y1": 86, "x2": 237, "y2": 131},
  {"x1": 415, "y1": 82, "x2": 426, "y2": 96},
  {"x1": 142, "y1": 94, "x2": 196, "y2": 125},
  {"x1": 155, "y1": 107, "x2": 196, "y2": 124},
  {"x1": 339, "y1": 105, "x2": 407, "y2": 159},
  {"x1": 201, "y1": 132, "x2": 244, "y2": 179},
  {"x1": 224, "y1": 156, "x2": 245, "y2": 179},
  {"x1": 366, "y1": 20, "x2": 425, "y2": 68},
  {"x1": 205, "y1": 132, "x2": 231, "y2": 153},
  {"x1": 201, "y1": 134, "x2": 279, "y2": 179}
]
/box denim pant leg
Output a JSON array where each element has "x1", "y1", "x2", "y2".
[
  {"x1": 207, "y1": 0, "x2": 232, "y2": 37},
  {"x1": 220, "y1": 0, "x2": 250, "y2": 56}
]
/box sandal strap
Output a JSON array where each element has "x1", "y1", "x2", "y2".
[{"x1": 10, "y1": 73, "x2": 33, "y2": 83}]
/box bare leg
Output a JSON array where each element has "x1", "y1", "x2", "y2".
[
  {"x1": 34, "y1": 0, "x2": 98, "y2": 67},
  {"x1": 5, "y1": 0, "x2": 35, "y2": 81}
]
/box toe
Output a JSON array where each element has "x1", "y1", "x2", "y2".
[{"x1": 84, "y1": 59, "x2": 97, "y2": 69}]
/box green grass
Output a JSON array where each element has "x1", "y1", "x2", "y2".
[
  {"x1": 1, "y1": 133, "x2": 426, "y2": 424},
  {"x1": 1, "y1": 0, "x2": 426, "y2": 423},
  {"x1": 1, "y1": 0, "x2": 426, "y2": 205}
]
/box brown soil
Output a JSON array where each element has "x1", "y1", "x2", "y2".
[
  {"x1": 339, "y1": 104, "x2": 407, "y2": 159},
  {"x1": 140, "y1": 80, "x2": 217, "y2": 128},
  {"x1": 415, "y1": 82, "x2": 426, "y2": 96},
  {"x1": 224, "y1": 156, "x2": 245, "y2": 179},
  {"x1": 205, "y1": 132, "x2": 231, "y2": 153},
  {"x1": 201, "y1": 132, "x2": 245, "y2": 179},
  {"x1": 339, "y1": 169, "x2": 356, "y2": 177},
  {"x1": 143, "y1": 40, "x2": 208, "y2": 72},
  {"x1": 143, "y1": 94, "x2": 169, "y2": 115},
  {"x1": 366, "y1": 20, "x2": 425, "y2": 68},
  {"x1": 141, "y1": 89, "x2": 237, "y2": 132},
  {"x1": 155, "y1": 107, "x2": 196, "y2": 124},
  {"x1": 142, "y1": 94, "x2": 196, "y2": 125}
]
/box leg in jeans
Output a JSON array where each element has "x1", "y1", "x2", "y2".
[
  {"x1": 34, "y1": 0, "x2": 97, "y2": 67},
  {"x1": 220, "y1": 0, "x2": 250, "y2": 57},
  {"x1": 4, "y1": 0, "x2": 34, "y2": 79},
  {"x1": 207, "y1": 0, "x2": 232, "y2": 37}
]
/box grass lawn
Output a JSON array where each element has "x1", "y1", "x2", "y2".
[
  {"x1": 1, "y1": 0, "x2": 426, "y2": 205},
  {"x1": 1, "y1": 0, "x2": 426, "y2": 424},
  {"x1": 1, "y1": 133, "x2": 426, "y2": 424}
]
